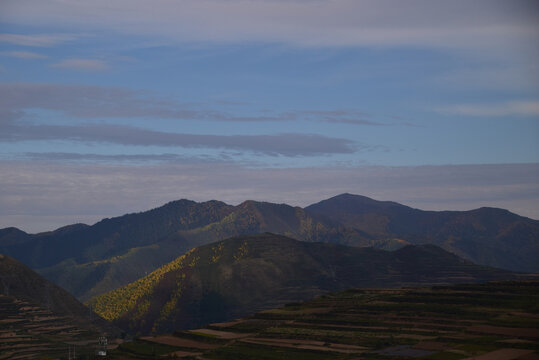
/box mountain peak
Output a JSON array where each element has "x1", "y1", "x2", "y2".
[
  {"x1": 238, "y1": 199, "x2": 262, "y2": 207},
  {"x1": 306, "y1": 193, "x2": 409, "y2": 215},
  {"x1": 239, "y1": 199, "x2": 279, "y2": 207},
  {"x1": 0, "y1": 227, "x2": 30, "y2": 246},
  {"x1": 0, "y1": 227, "x2": 28, "y2": 237},
  {"x1": 163, "y1": 198, "x2": 197, "y2": 208}
]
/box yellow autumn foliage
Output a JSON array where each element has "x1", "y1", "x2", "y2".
[{"x1": 88, "y1": 248, "x2": 199, "y2": 321}]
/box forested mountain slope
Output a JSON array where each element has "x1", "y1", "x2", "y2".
[{"x1": 88, "y1": 233, "x2": 516, "y2": 335}]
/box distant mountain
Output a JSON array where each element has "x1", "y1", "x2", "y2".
[
  {"x1": 1, "y1": 194, "x2": 537, "y2": 302},
  {"x1": 87, "y1": 233, "x2": 515, "y2": 335},
  {"x1": 306, "y1": 193, "x2": 539, "y2": 272},
  {"x1": 0, "y1": 253, "x2": 116, "y2": 334}
]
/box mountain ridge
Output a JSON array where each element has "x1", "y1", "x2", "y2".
[
  {"x1": 1, "y1": 193, "x2": 537, "y2": 302},
  {"x1": 306, "y1": 193, "x2": 539, "y2": 272}
]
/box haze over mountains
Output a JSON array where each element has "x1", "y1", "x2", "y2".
[{"x1": 0, "y1": 194, "x2": 537, "y2": 303}]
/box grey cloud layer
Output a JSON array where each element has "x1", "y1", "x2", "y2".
[{"x1": 1, "y1": 161, "x2": 537, "y2": 233}]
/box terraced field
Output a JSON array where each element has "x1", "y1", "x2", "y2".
[
  {"x1": 110, "y1": 281, "x2": 539, "y2": 359},
  {"x1": 0, "y1": 295, "x2": 122, "y2": 359}
]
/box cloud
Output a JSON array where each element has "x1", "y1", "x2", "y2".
[
  {"x1": 0, "y1": 82, "x2": 386, "y2": 125},
  {"x1": 21, "y1": 152, "x2": 219, "y2": 164},
  {"x1": 218, "y1": 110, "x2": 385, "y2": 125},
  {"x1": 1, "y1": 161, "x2": 537, "y2": 233},
  {"x1": 438, "y1": 100, "x2": 539, "y2": 117},
  {"x1": 0, "y1": 82, "x2": 364, "y2": 157},
  {"x1": 0, "y1": 82, "x2": 196, "y2": 120},
  {"x1": 51, "y1": 58, "x2": 109, "y2": 70},
  {"x1": 0, "y1": 50, "x2": 47, "y2": 59},
  {"x1": 0, "y1": 33, "x2": 76, "y2": 47},
  {"x1": 1, "y1": 1, "x2": 537, "y2": 52},
  {"x1": 436, "y1": 65, "x2": 539, "y2": 92},
  {"x1": 1, "y1": 122, "x2": 356, "y2": 156},
  {"x1": 299, "y1": 110, "x2": 382, "y2": 125}
]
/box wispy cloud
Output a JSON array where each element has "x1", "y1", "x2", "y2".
[
  {"x1": 436, "y1": 65, "x2": 539, "y2": 92},
  {"x1": 0, "y1": 33, "x2": 76, "y2": 47},
  {"x1": 0, "y1": 83, "x2": 363, "y2": 157},
  {"x1": 51, "y1": 58, "x2": 109, "y2": 71},
  {"x1": 0, "y1": 83, "x2": 196, "y2": 121},
  {"x1": 0, "y1": 50, "x2": 47, "y2": 59},
  {"x1": 21, "y1": 152, "x2": 220, "y2": 164},
  {"x1": 299, "y1": 110, "x2": 382, "y2": 126},
  {"x1": 1, "y1": 122, "x2": 356, "y2": 156},
  {"x1": 438, "y1": 100, "x2": 539, "y2": 117},
  {"x1": 0, "y1": 82, "x2": 386, "y2": 125}
]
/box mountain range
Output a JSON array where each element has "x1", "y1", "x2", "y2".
[
  {"x1": 87, "y1": 233, "x2": 516, "y2": 335},
  {"x1": 0, "y1": 193, "x2": 537, "y2": 302}
]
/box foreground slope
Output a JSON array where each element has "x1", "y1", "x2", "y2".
[
  {"x1": 0, "y1": 254, "x2": 121, "y2": 359},
  {"x1": 306, "y1": 193, "x2": 539, "y2": 272},
  {"x1": 116, "y1": 281, "x2": 539, "y2": 360},
  {"x1": 0, "y1": 254, "x2": 104, "y2": 322},
  {"x1": 88, "y1": 233, "x2": 516, "y2": 335}
]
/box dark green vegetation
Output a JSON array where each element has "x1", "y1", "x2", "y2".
[
  {"x1": 0, "y1": 254, "x2": 122, "y2": 359},
  {"x1": 1, "y1": 194, "x2": 537, "y2": 302},
  {"x1": 108, "y1": 281, "x2": 539, "y2": 359},
  {"x1": 87, "y1": 233, "x2": 518, "y2": 335}
]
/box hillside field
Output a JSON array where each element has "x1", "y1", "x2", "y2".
[{"x1": 109, "y1": 280, "x2": 539, "y2": 359}]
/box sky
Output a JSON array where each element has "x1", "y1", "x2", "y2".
[{"x1": 1, "y1": 0, "x2": 538, "y2": 233}]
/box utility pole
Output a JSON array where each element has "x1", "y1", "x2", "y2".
[{"x1": 67, "y1": 345, "x2": 76, "y2": 360}]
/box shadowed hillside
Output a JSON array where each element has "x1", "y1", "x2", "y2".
[{"x1": 0, "y1": 254, "x2": 121, "y2": 359}]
